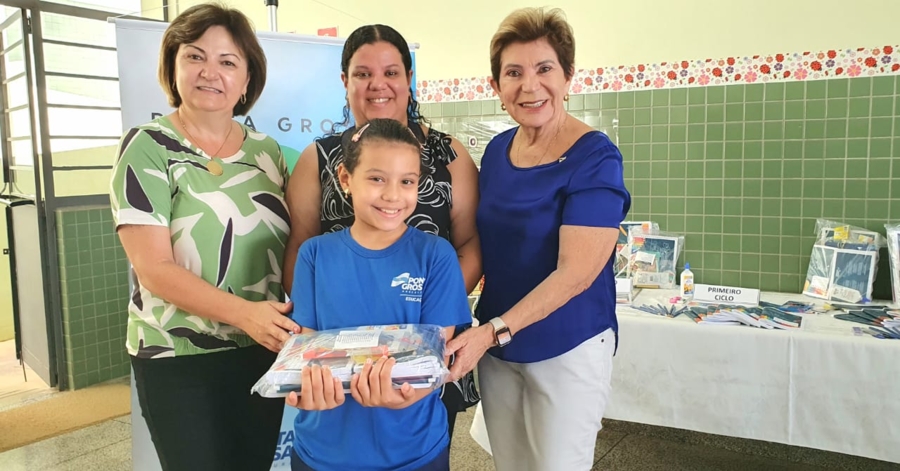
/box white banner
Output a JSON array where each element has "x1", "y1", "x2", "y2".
[{"x1": 113, "y1": 18, "x2": 417, "y2": 470}]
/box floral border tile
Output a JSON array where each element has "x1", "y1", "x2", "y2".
[{"x1": 416, "y1": 45, "x2": 900, "y2": 103}]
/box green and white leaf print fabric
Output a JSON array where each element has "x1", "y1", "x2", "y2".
[{"x1": 110, "y1": 116, "x2": 290, "y2": 358}]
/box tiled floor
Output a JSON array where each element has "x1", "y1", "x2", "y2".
[
  {"x1": 449, "y1": 411, "x2": 899, "y2": 471},
  {"x1": 0, "y1": 415, "x2": 131, "y2": 471},
  {"x1": 2, "y1": 406, "x2": 897, "y2": 471},
  {"x1": 0, "y1": 340, "x2": 56, "y2": 413}
]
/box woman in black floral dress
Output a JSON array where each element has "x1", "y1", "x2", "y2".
[{"x1": 283, "y1": 24, "x2": 482, "y2": 441}]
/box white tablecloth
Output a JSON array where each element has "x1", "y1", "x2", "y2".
[{"x1": 471, "y1": 289, "x2": 900, "y2": 463}]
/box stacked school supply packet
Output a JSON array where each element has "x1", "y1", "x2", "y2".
[
  {"x1": 627, "y1": 227, "x2": 684, "y2": 289},
  {"x1": 683, "y1": 305, "x2": 803, "y2": 330},
  {"x1": 802, "y1": 219, "x2": 884, "y2": 303},
  {"x1": 615, "y1": 278, "x2": 641, "y2": 304},
  {"x1": 615, "y1": 221, "x2": 658, "y2": 277},
  {"x1": 759, "y1": 300, "x2": 815, "y2": 314},
  {"x1": 251, "y1": 324, "x2": 449, "y2": 398},
  {"x1": 615, "y1": 222, "x2": 657, "y2": 303},
  {"x1": 885, "y1": 224, "x2": 900, "y2": 304}
]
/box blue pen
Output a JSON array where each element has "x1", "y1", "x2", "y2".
[
  {"x1": 635, "y1": 305, "x2": 658, "y2": 315},
  {"x1": 886, "y1": 326, "x2": 900, "y2": 338},
  {"x1": 883, "y1": 327, "x2": 900, "y2": 339},
  {"x1": 871, "y1": 327, "x2": 898, "y2": 339},
  {"x1": 867, "y1": 328, "x2": 886, "y2": 339}
]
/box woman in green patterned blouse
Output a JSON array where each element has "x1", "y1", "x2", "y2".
[{"x1": 109, "y1": 4, "x2": 298, "y2": 470}]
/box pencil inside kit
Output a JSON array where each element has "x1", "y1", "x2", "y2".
[
  {"x1": 626, "y1": 227, "x2": 684, "y2": 289},
  {"x1": 802, "y1": 219, "x2": 885, "y2": 304}
]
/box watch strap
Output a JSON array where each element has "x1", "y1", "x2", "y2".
[{"x1": 488, "y1": 317, "x2": 512, "y2": 347}]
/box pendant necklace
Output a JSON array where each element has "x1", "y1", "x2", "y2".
[
  {"x1": 515, "y1": 115, "x2": 566, "y2": 167},
  {"x1": 177, "y1": 110, "x2": 233, "y2": 176}
]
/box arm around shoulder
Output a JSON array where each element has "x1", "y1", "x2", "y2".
[
  {"x1": 498, "y1": 140, "x2": 629, "y2": 335},
  {"x1": 420, "y1": 237, "x2": 474, "y2": 330},
  {"x1": 111, "y1": 128, "x2": 300, "y2": 352},
  {"x1": 116, "y1": 224, "x2": 300, "y2": 351},
  {"x1": 446, "y1": 137, "x2": 482, "y2": 293},
  {"x1": 283, "y1": 142, "x2": 323, "y2": 295}
]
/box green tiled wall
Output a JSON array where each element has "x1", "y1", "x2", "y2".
[
  {"x1": 424, "y1": 76, "x2": 898, "y2": 296},
  {"x1": 56, "y1": 207, "x2": 130, "y2": 389}
]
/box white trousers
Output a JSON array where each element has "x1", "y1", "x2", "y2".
[{"x1": 477, "y1": 328, "x2": 616, "y2": 471}]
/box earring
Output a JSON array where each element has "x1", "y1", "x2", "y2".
[
  {"x1": 240, "y1": 94, "x2": 247, "y2": 104},
  {"x1": 500, "y1": 103, "x2": 506, "y2": 111},
  {"x1": 563, "y1": 94, "x2": 570, "y2": 102},
  {"x1": 343, "y1": 188, "x2": 350, "y2": 198}
]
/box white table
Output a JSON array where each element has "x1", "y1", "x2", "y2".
[
  {"x1": 470, "y1": 289, "x2": 900, "y2": 463},
  {"x1": 605, "y1": 289, "x2": 900, "y2": 463}
]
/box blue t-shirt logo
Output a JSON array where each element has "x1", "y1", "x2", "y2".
[
  {"x1": 391, "y1": 272, "x2": 410, "y2": 287},
  {"x1": 291, "y1": 228, "x2": 472, "y2": 471},
  {"x1": 392, "y1": 272, "x2": 426, "y2": 302}
]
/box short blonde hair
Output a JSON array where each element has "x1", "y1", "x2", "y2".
[{"x1": 489, "y1": 7, "x2": 575, "y2": 86}]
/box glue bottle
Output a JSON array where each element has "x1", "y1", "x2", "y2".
[{"x1": 680, "y1": 263, "x2": 695, "y2": 300}]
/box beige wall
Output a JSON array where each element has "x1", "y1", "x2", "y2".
[
  {"x1": 53, "y1": 145, "x2": 118, "y2": 197},
  {"x1": 143, "y1": 0, "x2": 900, "y2": 82}
]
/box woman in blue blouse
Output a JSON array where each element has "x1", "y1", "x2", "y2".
[{"x1": 446, "y1": 7, "x2": 631, "y2": 471}]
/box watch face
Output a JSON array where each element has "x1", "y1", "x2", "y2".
[{"x1": 489, "y1": 318, "x2": 511, "y2": 346}]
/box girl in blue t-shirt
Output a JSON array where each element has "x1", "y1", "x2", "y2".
[{"x1": 285, "y1": 118, "x2": 472, "y2": 471}]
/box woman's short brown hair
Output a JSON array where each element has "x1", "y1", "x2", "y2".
[
  {"x1": 489, "y1": 7, "x2": 575, "y2": 87},
  {"x1": 158, "y1": 3, "x2": 266, "y2": 116}
]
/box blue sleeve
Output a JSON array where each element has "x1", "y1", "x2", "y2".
[
  {"x1": 562, "y1": 139, "x2": 631, "y2": 228},
  {"x1": 420, "y1": 239, "x2": 473, "y2": 328},
  {"x1": 290, "y1": 240, "x2": 318, "y2": 330}
]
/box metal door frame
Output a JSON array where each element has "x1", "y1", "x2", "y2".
[
  {"x1": 0, "y1": 4, "x2": 53, "y2": 386},
  {"x1": 0, "y1": 11, "x2": 22, "y2": 361},
  {"x1": 0, "y1": 0, "x2": 148, "y2": 390}
]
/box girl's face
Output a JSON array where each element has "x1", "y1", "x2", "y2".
[{"x1": 338, "y1": 140, "x2": 420, "y2": 244}]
